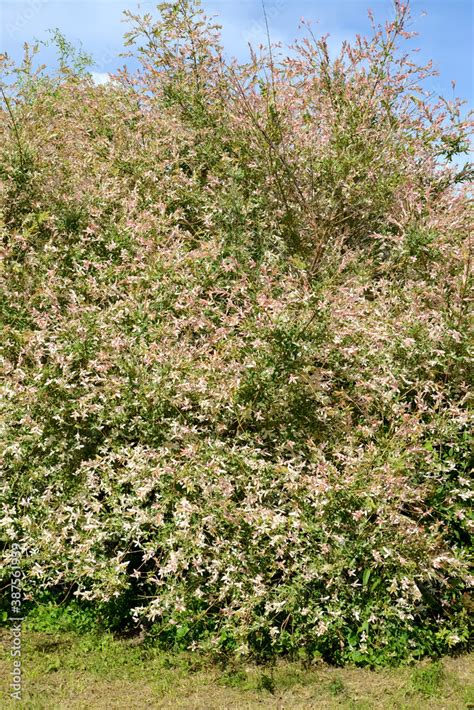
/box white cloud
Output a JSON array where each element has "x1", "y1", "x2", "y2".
[{"x1": 91, "y1": 71, "x2": 110, "y2": 85}]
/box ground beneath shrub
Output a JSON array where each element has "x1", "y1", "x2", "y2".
[{"x1": 0, "y1": 630, "x2": 472, "y2": 708}]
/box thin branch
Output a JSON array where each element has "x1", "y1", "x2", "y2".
[{"x1": 0, "y1": 86, "x2": 26, "y2": 172}]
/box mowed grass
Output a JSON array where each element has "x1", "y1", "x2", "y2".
[{"x1": 0, "y1": 629, "x2": 473, "y2": 709}]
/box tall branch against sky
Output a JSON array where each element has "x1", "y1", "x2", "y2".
[{"x1": 0, "y1": 0, "x2": 473, "y2": 106}]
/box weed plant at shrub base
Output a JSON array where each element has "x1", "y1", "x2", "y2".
[{"x1": 0, "y1": 0, "x2": 472, "y2": 665}]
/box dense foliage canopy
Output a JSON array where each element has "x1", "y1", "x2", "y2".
[{"x1": 1, "y1": 0, "x2": 472, "y2": 665}]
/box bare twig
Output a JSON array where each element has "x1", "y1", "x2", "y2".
[{"x1": 0, "y1": 86, "x2": 26, "y2": 172}]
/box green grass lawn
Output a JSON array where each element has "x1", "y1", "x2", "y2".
[{"x1": 1, "y1": 629, "x2": 472, "y2": 708}]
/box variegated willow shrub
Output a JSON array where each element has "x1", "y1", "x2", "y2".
[{"x1": 0, "y1": 0, "x2": 472, "y2": 665}]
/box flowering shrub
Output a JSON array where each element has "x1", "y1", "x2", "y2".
[{"x1": 0, "y1": 1, "x2": 472, "y2": 664}]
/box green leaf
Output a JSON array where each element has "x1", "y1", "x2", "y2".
[{"x1": 176, "y1": 624, "x2": 189, "y2": 641}]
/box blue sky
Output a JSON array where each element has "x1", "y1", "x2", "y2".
[{"x1": 1, "y1": 0, "x2": 473, "y2": 106}]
